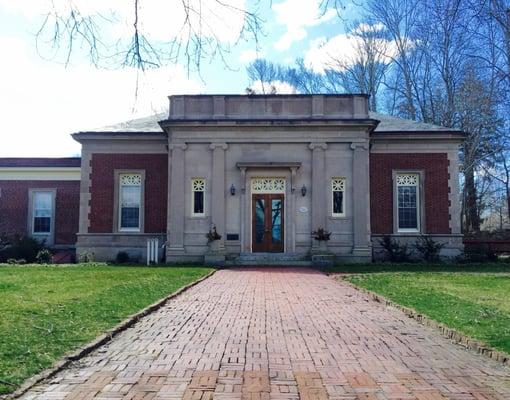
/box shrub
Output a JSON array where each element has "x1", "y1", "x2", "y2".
[
  {"x1": 379, "y1": 235, "x2": 412, "y2": 262},
  {"x1": 461, "y1": 243, "x2": 498, "y2": 263},
  {"x1": 414, "y1": 236, "x2": 445, "y2": 263},
  {"x1": 0, "y1": 235, "x2": 45, "y2": 263},
  {"x1": 78, "y1": 251, "x2": 95, "y2": 263},
  {"x1": 116, "y1": 251, "x2": 130, "y2": 264},
  {"x1": 36, "y1": 249, "x2": 53, "y2": 264}
]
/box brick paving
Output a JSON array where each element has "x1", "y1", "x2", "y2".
[{"x1": 21, "y1": 268, "x2": 510, "y2": 400}]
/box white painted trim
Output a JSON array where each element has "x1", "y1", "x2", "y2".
[
  {"x1": 0, "y1": 167, "x2": 80, "y2": 181},
  {"x1": 331, "y1": 177, "x2": 346, "y2": 218},
  {"x1": 191, "y1": 178, "x2": 206, "y2": 217}
]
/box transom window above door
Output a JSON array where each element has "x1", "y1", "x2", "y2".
[{"x1": 251, "y1": 178, "x2": 286, "y2": 193}]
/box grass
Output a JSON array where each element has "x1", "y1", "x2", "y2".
[
  {"x1": 340, "y1": 263, "x2": 510, "y2": 355},
  {"x1": 0, "y1": 264, "x2": 212, "y2": 395}
]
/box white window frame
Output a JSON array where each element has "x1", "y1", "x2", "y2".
[
  {"x1": 32, "y1": 190, "x2": 55, "y2": 235},
  {"x1": 396, "y1": 173, "x2": 421, "y2": 233},
  {"x1": 118, "y1": 173, "x2": 142, "y2": 232},
  {"x1": 331, "y1": 177, "x2": 346, "y2": 217},
  {"x1": 191, "y1": 178, "x2": 206, "y2": 217}
]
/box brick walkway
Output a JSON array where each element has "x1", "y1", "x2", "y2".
[{"x1": 21, "y1": 268, "x2": 510, "y2": 400}]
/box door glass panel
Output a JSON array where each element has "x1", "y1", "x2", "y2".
[
  {"x1": 255, "y1": 198, "x2": 265, "y2": 243},
  {"x1": 271, "y1": 198, "x2": 282, "y2": 243}
]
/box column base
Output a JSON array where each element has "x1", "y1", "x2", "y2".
[{"x1": 350, "y1": 246, "x2": 372, "y2": 263}]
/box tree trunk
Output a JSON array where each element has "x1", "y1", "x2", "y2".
[{"x1": 464, "y1": 167, "x2": 480, "y2": 232}]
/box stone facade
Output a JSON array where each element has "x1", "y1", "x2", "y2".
[
  {"x1": 71, "y1": 94, "x2": 464, "y2": 263},
  {"x1": 0, "y1": 95, "x2": 465, "y2": 263}
]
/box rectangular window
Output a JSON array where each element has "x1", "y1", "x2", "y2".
[
  {"x1": 33, "y1": 191, "x2": 53, "y2": 233},
  {"x1": 192, "y1": 178, "x2": 205, "y2": 216},
  {"x1": 331, "y1": 177, "x2": 346, "y2": 217},
  {"x1": 119, "y1": 174, "x2": 142, "y2": 231},
  {"x1": 396, "y1": 173, "x2": 420, "y2": 232}
]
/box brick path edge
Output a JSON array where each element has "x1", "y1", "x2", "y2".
[
  {"x1": 2, "y1": 269, "x2": 217, "y2": 400},
  {"x1": 335, "y1": 274, "x2": 510, "y2": 367}
]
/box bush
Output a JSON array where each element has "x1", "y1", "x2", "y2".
[
  {"x1": 116, "y1": 251, "x2": 130, "y2": 264},
  {"x1": 461, "y1": 243, "x2": 498, "y2": 263},
  {"x1": 379, "y1": 235, "x2": 412, "y2": 262},
  {"x1": 414, "y1": 236, "x2": 445, "y2": 263},
  {"x1": 78, "y1": 251, "x2": 95, "y2": 263},
  {"x1": 36, "y1": 249, "x2": 53, "y2": 264},
  {"x1": 0, "y1": 235, "x2": 45, "y2": 263}
]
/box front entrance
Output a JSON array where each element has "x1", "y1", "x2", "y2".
[{"x1": 252, "y1": 194, "x2": 284, "y2": 252}]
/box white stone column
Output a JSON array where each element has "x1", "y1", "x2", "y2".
[
  {"x1": 351, "y1": 142, "x2": 371, "y2": 257},
  {"x1": 210, "y1": 143, "x2": 228, "y2": 251},
  {"x1": 309, "y1": 143, "x2": 328, "y2": 249},
  {"x1": 167, "y1": 143, "x2": 187, "y2": 256}
]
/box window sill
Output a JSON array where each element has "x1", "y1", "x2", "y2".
[
  {"x1": 190, "y1": 215, "x2": 207, "y2": 219},
  {"x1": 329, "y1": 215, "x2": 348, "y2": 220}
]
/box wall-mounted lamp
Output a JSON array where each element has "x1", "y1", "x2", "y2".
[
  {"x1": 230, "y1": 184, "x2": 236, "y2": 196},
  {"x1": 301, "y1": 185, "x2": 307, "y2": 197}
]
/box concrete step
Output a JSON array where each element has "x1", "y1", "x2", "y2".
[{"x1": 229, "y1": 252, "x2": 311, "y2": 266}]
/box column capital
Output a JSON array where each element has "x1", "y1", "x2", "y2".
[
  {"x1": 308, "y1": 142, "x2": 328, "y2": 151},
  {"x1": 209, "y1": 142, "x2": 229, "y2": 151},
  {"x1": 350, "y1": 142, "x2": 369, "y2": 151},
  {"x1": 169, "y1": 143, "x2": 188, "y2": 151}
]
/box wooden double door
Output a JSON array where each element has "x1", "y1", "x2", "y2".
[{"x1": 252, "y1": 194, "x2": 284, "y2": 252}]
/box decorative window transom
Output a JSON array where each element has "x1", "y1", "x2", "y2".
[
  {"x1": 251, "y1": 178, "x2": 286, "y2": 193},
  {"x1": 120, "y1": 174, "x2": 142, "y2": 186},
  {"x1": 397, "y1": 174, "x2": 418, "y2": 186},
  {"x1": 192, "y1": 178, "x2": 205, "y2": 192},
  {"x1": 331, "y1": 177, "x2": 345, "y2": 191}
]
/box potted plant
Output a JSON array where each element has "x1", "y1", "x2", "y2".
[
  {"x1": 204, "y1": 224, "x2": 225, "y2": 267},
  {"x1": 311, "y1": 227, "x2": 333, "y2": 268},
  {"x1": 312, "y1": 227, "x2": 331, "y2": 252},
  {"x1": 206, "y1": 224, "x2": 222, "y2": 252}
]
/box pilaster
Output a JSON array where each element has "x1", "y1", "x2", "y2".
[
  {"x1": 351, "y1": 142, "x2": 371, "y2": 256},
  {"x1": 210, "y1": 143, "x2": 228, "y2": 251},
  {"x1": 309, "y1": 142, "x2": 328, "y2": 249},
  {"x1": 167, "y1": 143, "x2": 187, "y2": 256}
]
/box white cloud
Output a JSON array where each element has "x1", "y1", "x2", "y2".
[
  {"x1": 0, "y1": 36, "x2": 203, "y2": 157},
  {"x1": 248, "y1": 80, "x2": 297, "y2": 94},
  {"x1": 273, "y1": 0, "x2": 336, "y2": 51},
  {"x1": 304, "y1": 24, "x2": 399, "y2": 73},
  {"x1": 239, "y1": 49, "x2": 264, "y2": 64}
]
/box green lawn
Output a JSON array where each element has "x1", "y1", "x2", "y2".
[
  {"x1": 342, "y1": 265, "x2": 510, "y2": 355},
  {"x1": 0, "y1": 264, "x2": 212, "y2": 395}
]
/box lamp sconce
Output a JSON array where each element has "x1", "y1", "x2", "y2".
[
  {"x1": 301, "y1": 185, "x2": 307, "y2": 197},
  {"x1": 230, "y1": 184, "x2": 236, "y2": 196}
]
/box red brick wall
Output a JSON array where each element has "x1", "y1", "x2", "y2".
[
  {"x1": 89, "y1": 154, "x2": 168, "y2": 233},
  {"x1": 370, "y1": 153, "x2": 450, "y2": 234},
  {"x1": 0, "y1": 180, "x2": 80, "y2": 245}
]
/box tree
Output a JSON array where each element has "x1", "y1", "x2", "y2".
[
  {"x1": 36, "y1": 0, "x2": 263, "y2": 72},
  {"x1": 326, "y1": 22, "x2": 392, "y2": 111}
]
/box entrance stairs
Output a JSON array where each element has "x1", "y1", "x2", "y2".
[{"x1": 228, "y1": 252, "x2": 311, "y2": 266}]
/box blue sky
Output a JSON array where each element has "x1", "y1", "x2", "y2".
[{"x1": 0, "y1": 0, "x2": 358, "y2": 157}]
